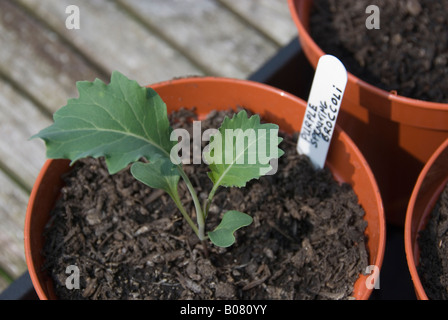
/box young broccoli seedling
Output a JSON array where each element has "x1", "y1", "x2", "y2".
[{"x1": 33, "y1": 71, "x2": 284, "y2": 248}]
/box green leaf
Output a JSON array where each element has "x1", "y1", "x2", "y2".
[
  {"x1": 131, "y1": 159, "x2": 200, "y2": 239},
  {"x1": 208, "y1": 210, "x2": 253, "y2": 247},
  {"x1": 204, "y1": 110, "x2": 284, "y2": 188},
  {"x1": 32, "y1": 71, "x2": 175, "y2": 174},
  {"x1": 130, "y1": 159, "x2": 180, "y2": 199}
]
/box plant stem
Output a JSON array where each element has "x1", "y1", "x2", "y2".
[
  {"x1": 170, "y1": 191, "x2": 199, "y2": 237},
  {"x1": 202, "y1": 240, "x2": 209, "y2": 259},
  {"x1": 177, "y1": 166, "x2": 206, "y2": 240},
  {"x1": 203, "y1": 183, "x2": 219, "y2": 219}
]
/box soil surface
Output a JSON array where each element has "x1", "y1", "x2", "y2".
[
  {"x1": 43, "y1": 108, "x2": 369, "y2": 300},
  {"x1": 310, "y1": 0, "x2": 448, "y2": 103},
  {"x1": 418, "y1": 182, "x2": 448, "y2": 299}
]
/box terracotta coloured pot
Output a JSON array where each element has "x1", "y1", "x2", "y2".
[
  {"x1": 288, "y1": 0, "x2": 448, "y2": 226},
  {"x1": 25, "y1": 77, "x2": 385, "y2": 300},
  {"x1": 405, "y1": 138, "x2": 448, "y2": 300}
]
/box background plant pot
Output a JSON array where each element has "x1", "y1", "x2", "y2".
[
  {"x1": 405, "y1": 138, "x2": 448, "y2": 300},
  {"x1": 288, "y1": 0, "x2": 448, "y2": 226},
  {"x1": 25, "y1": 77, "x2": 385, "y2": 300}
]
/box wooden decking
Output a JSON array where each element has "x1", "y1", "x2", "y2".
[{"x1": 0, "y1": 0, "x2": 297, "y2": 293}]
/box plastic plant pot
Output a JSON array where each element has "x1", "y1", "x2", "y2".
[
  {"x1": 288, "y1": 0, "x2": 448, "y2": 226},
  {"x1": 405, "y1": 138, "x2": 448, "y2": 300},
  {"x1": 25, "y1": 77, "x2": 385, "y2": 300}
]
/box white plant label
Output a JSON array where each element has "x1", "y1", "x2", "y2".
[{"x1": 297, "y1": 55, "x2": 347, "y2": 169}]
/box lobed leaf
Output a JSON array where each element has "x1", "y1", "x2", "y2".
[
  {"x1": 32, "y1": 71, "x2": 175, "y2": 174},
  {"x1": 204, "y1": 110, "x2": 284, "y2": 188}
]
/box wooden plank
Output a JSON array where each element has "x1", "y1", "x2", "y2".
[
  {"x1": 17, "y1": 0, "x2": 203, "y2": 86},
  {"x1": 0, "y1": 170, "x2": 29, "y2": 289},
  {"x1": 0, "y1": 78, "x2": 51, "y2": 192},
  {"x1": 0, "y1": 0, "x2": 104, "y2": 115},
  {"x1": 217, "y1": 0, "x2": 298, "y2": 46},
  {"x1": 0, "y1": 276, "x2": 9, "y2": 294},
  {"x1": 116, "y1": 0, "x2": 279, "y2": 78},
  {"x1": 0, "y1": 77, "x2": 49, "y2": 292}
]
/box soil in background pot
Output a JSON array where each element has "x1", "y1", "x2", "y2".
[
  {"x1": 42, "y1": 108, "x2": 369, "y2": 300},
  {"x1": 310, "y1": 0, "x2": 448, "y2": 103},
  {"x1": 418, "y1": 182, "x2": 448, "y2": 299}
]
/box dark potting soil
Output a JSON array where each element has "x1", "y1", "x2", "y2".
[
  {"x1": 310, "y1": 0, "x2": 448, "y2": 103},
  {"x1": 418, "y1": 182, "x2": 448, "y2": 299},
  {"x1": 42, "y1": 108, "x2": 369, "y2": 300}
]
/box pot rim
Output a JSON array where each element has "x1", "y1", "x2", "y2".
[
  {"x1": 405, "y1": 138, "x2": 448, "y2": 300},
  {"x1": 287, "y1": 0, "x2": 448, "y2": 112},
  {"x1": 25, "y1": 76, "x2": 385, "y2": 300},
  {"x1": 24, "y1": 159, "x2": 54, "y2": 300}
]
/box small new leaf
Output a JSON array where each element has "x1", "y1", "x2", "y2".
[
  {"x1": 204, "y1": 110, "x2": 283, "y2": 188},
  {"x1": 131, "y1": 159, "x2": 180, "y2": 199},
  {"x1": 208, "y1": 210, "x2": 253, "y2": 247},
  {"x1": 32, "y1": 71, "x2": 175, "y2": 174}
]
